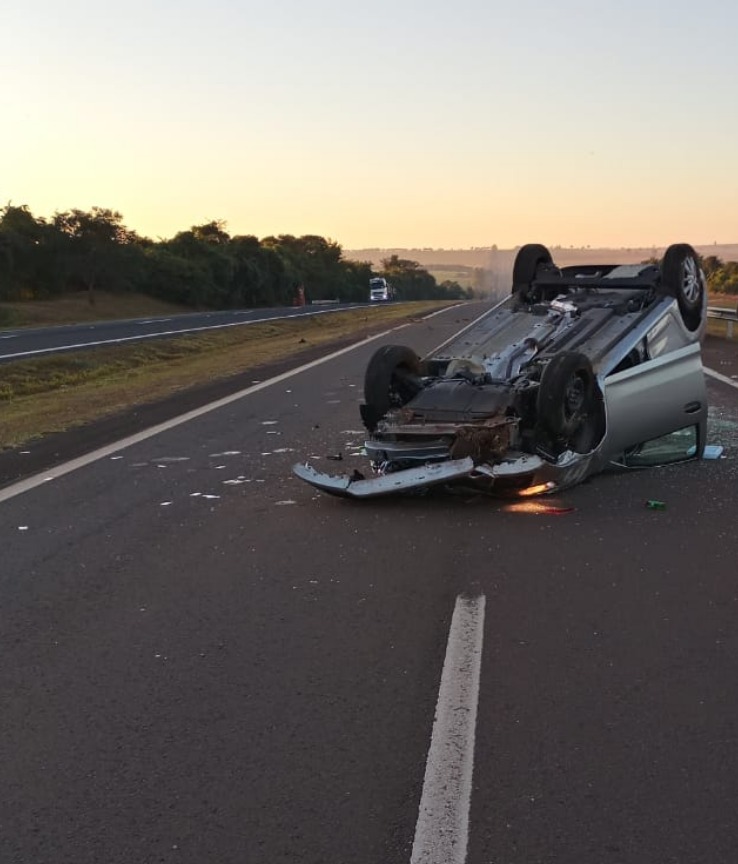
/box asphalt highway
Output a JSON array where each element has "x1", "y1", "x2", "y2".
[
  {"x1": 0, "y1": 302, "x2": 362, "y2": 362},
  {"x1": 2, "y1": 305, "x2": 738, "y2": 864}
]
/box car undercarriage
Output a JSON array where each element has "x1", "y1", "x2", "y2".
[{"x1": 294, "y1": 244, "x2": 709, "y2": 499}]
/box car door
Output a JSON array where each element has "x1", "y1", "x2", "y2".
[{"x1": 600, "y1": 340, "x2": 707, "y2": 459}]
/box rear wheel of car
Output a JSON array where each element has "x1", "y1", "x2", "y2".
[
  {"x1": 512, "y1": 244, "x2": 553, "y2": 303},
  {"x1": 660, "y1": 243, "x2": 705, "y2": 332},
  {"x1": 537, "y1": 352, "x2": 602, "y2": 453},
  {"x1": 362, "y1": 344, "x2": 422, "y2": 428}
]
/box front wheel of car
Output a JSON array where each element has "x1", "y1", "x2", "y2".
[
  {"x1": 362, "y1": 344, "x2": 423, "y2": 429},
  {"x1": 660, "y1": 244, "x2": 705, "y2": 332},
  {"x1": 536, "y1": 352, "x2": 602, "y2": 453}
]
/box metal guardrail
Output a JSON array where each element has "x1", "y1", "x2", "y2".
[{"x1": 707, "y1": 305, "x2": 738, "y2": 338}]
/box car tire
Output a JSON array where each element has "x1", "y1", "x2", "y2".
[
  {"x1": 660, "y1": 243, "x2": 705, "y2": 332},
  {"x1": 537, "y1": 352, "x2": 601, "y2": 452},
  {"x1": 362, "y1": 344, "x2": 423, "y2": 428},
  {"x1": 512, "y1": 244, "x2": 554, "y2": 303}
]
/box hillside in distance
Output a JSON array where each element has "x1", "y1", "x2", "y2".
[
  {"x1": 345, "y1": 244, "x2": 738, "y2": 269},
  {"x1": 345, "y1": 243, "x2": 738, "y2": 295}
]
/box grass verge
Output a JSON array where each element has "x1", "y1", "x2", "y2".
[
  {"x1": 0, "y1": 291, "x2": 192, "y2": 328},
  {"x1": 0, "y1": 302, "x2": 453, "y2": 449}
]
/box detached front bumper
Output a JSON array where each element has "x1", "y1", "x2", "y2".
[
  {"x1": 292, "y1": 451, "x2": 550, "y2": 499},
  {"x1": 292, "y1": 458, "x2": 476, "y2": 498}
]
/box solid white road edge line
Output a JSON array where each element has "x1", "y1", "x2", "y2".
[
  {"x1": 0, "y1": 303, "x2": 471, "y2": 504},
  {"x1": 0, "y1": 323, "x2": 408, "y2": 504},
  {"x1": 410, "y1": 594, "x2": 486, "y2": 864},
  {"x1": 704, "y1": 365, "x2": 738, "y2": 391}
]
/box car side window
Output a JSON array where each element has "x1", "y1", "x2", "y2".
[
  {"x1": 613, "y1": 425, "x2": 698, "y2": 468},
  {"x1": 608, "y1": 338, "x2": 649, "y2": 376}
]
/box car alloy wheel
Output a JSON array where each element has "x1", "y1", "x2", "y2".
[{"x1": 681, "y1": 255, "x2": 701, "y2": 306}]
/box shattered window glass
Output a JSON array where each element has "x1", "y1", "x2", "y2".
[{"x1": 615, "y1": 425, "x2": 698, "y2": 467}]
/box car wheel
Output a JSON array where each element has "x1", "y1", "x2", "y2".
[
  {"x1": 660, "y1": 243, "x2": 705, "y2": 331},
  {"x1": 537, "y1": 352, "x2": 601, "y2": 453},
  {"x1": 512, "y1": 244, "x2": 553, "y2": 303},
  {"x1": 362, "y1": 344, "x2": 423, "y2": 428}
]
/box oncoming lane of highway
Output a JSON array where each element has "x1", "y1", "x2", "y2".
[
  {"x1": 0, "y1": 301, "x2": 364, "y2": 362},
  {"x1": 1, "y1": 307, "x2": 738, "y2": 864}
]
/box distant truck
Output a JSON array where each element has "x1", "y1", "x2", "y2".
[{"x1": 369, "y1": 277, "x2": 395, "y2": 302}]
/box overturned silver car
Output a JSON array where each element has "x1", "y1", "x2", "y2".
[{"x1": 294, "y1": 243, "x2": 708, "y2": 498}]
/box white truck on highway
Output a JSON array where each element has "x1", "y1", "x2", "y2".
[{"x1": 369, "y1": 277, "x2": 395, "y2": 302}]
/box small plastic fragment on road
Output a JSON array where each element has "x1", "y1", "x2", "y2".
[
  {"x1": 646, "y1": 499, "x2": 666, "y2": 510},
  {"x1": 703, "y1": 445, "x2": 724, "y2": 459},
  {"x1": 18, "y1": 526, "x2": 29, "y2": 531},
  {"x1": 326, "y1": 453, "x2": 343, "y2": 461},
  {"x1": 160, "y1": 501, "x2": 172, "y2": 506}
]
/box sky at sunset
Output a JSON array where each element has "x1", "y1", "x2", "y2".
[{"x1": 2, "y1": 0, "x2": 737, "y2": 250}]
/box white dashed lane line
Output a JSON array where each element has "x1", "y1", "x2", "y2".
[{"x1": 411, "y1": 594, "x2": 486, "y2": 864}]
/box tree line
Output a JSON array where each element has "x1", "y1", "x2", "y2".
[
  {"x1": 700, "y1": 256, "x2": 738, "y2": 295},
  {"x1": 0, "y1": 205, "x2": 470, "y2": 309}
]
